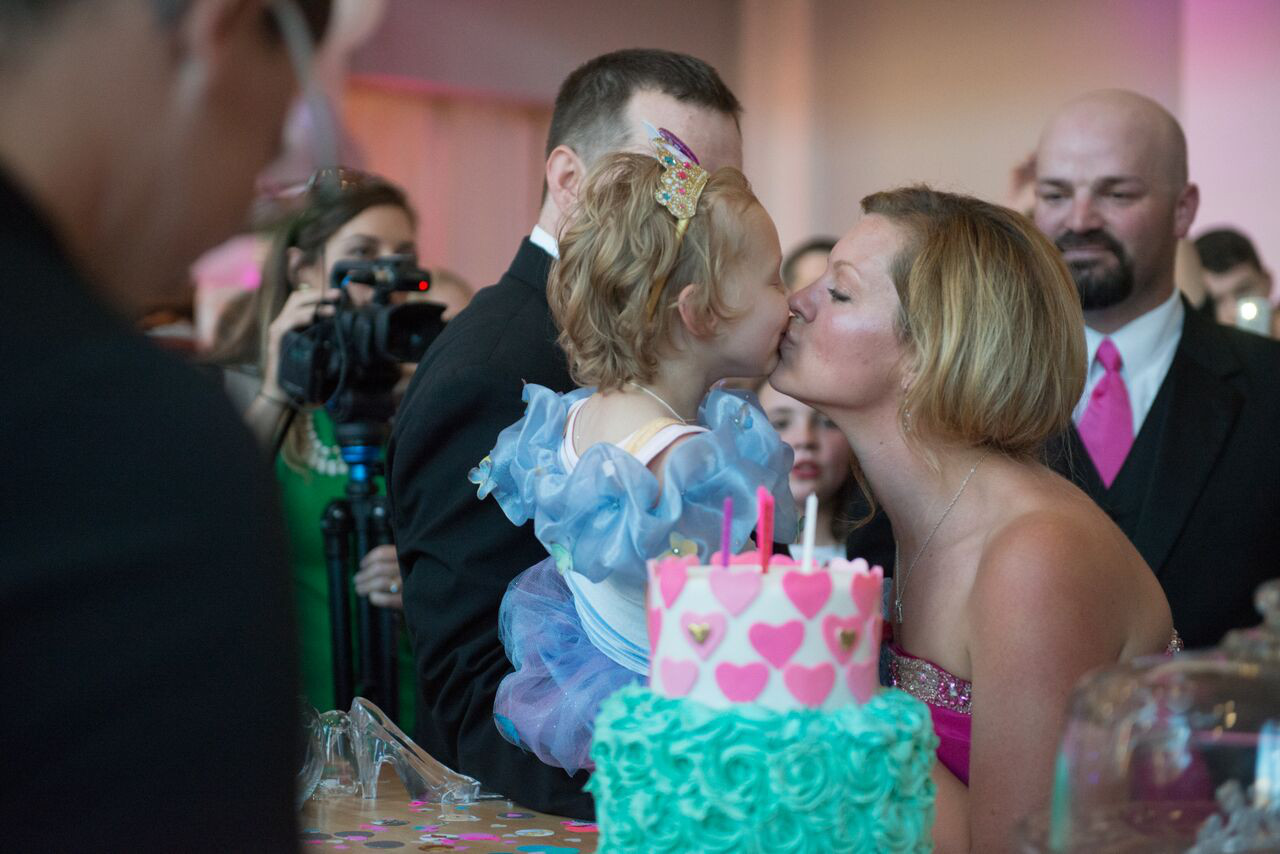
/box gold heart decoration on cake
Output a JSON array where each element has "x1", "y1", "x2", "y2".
[
  {"x1": 687, "y1": 622, "x2": 712, "y2": 644},
  {"x1": 838, "y1": 628, "x2": 858, "y2": 652}
]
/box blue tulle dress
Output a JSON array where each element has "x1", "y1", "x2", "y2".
[{"x1": 469, "y1": 384, "x2": 797, "y2": 774}]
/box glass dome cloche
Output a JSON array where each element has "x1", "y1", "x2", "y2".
[{"x1": 1020, "y1": 579, "x2": 1280, "y2": 853}]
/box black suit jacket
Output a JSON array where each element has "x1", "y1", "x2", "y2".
[
  {"x1": 0, "y1": 174, "x2": 298, "y2": 848},
  {"x1": 1048, "y1": 303, "x2": 1280, "y2": 649},
  {"x1": 388, "y1": 239, "x2": 592, "y2": 818}
]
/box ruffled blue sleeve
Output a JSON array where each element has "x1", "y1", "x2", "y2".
[{"x1": 469, "y1": 384, "x2": 797, "y2": 584}]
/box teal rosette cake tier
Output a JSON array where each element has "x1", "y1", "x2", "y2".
[{"x1": 589, "y1": 684, "x2": 938, "y2": 853}]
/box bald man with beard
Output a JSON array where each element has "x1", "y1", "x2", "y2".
[{"x1": 1033, "y1": 90, "x2": 1280, "y2": 648}]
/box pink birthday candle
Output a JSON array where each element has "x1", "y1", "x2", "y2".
[
  {"x1": 720, "y1": 496, "x2": 733, "y2": 568},
  {"x1": 756, "y1": 486, "x2": 774, "y2": 573}
]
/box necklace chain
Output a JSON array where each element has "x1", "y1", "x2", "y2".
[
  {"x1": 572, "y1": 383, "x2": 693, "y2": 453},
  {"x1": 894, "y1": 450, "x2": 990, "y2": 625},
  {"x1": 628, "y1": 382, "x2": 691, "y2": 424}
]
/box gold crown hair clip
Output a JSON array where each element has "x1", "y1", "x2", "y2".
[
  {"x1": 643, "y1": 122, "x2": 710, "y2": 319},
  {"x1": 647, "y1": 122, "x2": 709, "y2": 222}
]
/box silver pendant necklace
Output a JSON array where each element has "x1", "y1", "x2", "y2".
[{"x1": 894, "y1": 450, "x2": 989, "y2": 624}]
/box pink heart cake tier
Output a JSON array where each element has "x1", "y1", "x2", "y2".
[
  {"x1": 589, "y1": 551, "x2": 938, "y2": 853},
  {"x1": 649, "y1": 552, "x2": 884, "y2": 709}
]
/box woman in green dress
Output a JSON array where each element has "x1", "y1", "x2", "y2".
[{"x1": 209, "y1": 168, "x2": 420, "y2": 729}]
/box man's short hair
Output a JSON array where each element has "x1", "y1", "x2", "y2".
[
  {"x1": 1195, "y1": 228, "x2": 1264, "y2": 274},
  {"x1": 781, "y1": 237, "x2": 837, "y2": 286},
  {"x1": 545, "y1": 48, "x2": 742, "y2": 169}
]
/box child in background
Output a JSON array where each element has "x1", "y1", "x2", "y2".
[
  {"x1": 470, "y1": 129, "x2": 797, "y2": 773},
  {"x1": 757, "y1": 381, "x2": 857, "y2": 563}
]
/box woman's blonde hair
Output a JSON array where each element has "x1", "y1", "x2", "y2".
[
  {"x1": 862, "y1": 186, "x2": 1085, "y2": 459},
  {"x1": 549, "y1": 152, "x2": 761, "y2": 390}
]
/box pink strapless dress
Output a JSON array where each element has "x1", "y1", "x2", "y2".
[
  {"x1": 887, "y1": 632, "x2": 1183, "y2": 787},
  {"x1": 886, "y1": 643, "x2": 974, "y2": 784}
]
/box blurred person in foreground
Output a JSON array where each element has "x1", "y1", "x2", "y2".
[
  {"x1": 0, "y1": 0, "x2": 330, "y2": 848},
  {"x1": 388, "y1": 48, "x2": 743, "y2": 818}
]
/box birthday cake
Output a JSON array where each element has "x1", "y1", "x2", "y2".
[{"x1": 588, "y1": 550, "x2": 937, "y2": 853}]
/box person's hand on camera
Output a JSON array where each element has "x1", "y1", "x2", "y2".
[
  {"x1": 261, "y1": 288, "x2": 333, "y2": 400},
  {"x1": 354, "y1": 544, "x2": 404, "y2": 610}
]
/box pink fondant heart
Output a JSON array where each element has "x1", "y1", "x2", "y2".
[
  {"x1": 822, "y1": 614, "x2": 861, "y2": 665},
  {"x1": 748, "y1": 620, "x2": 805, "y2": 669},
  {"x1": 648, "y1": 607, "x2": 662, "y2": 655},
  {"x1": 659, "y1": 658, "x2": 699, "y2": 697},
  {"x1": 784, "y1": 662, "x2": 836, "y2": 707},
  {"x1": 657, "y1": 560, "x2": 689, "y2": 608},
  {"x1": 847, "y1": 656, "x2": 879, "y2": 703},
  {"x1": 782, "y1": 570, "x2": 832, "y2": 618},
  {"x1": 680, "y1": 611, "x2": 727, "y2": 660},
  {"x1": 710, "y1": 568, "x2": 762, "y2": 616},
  {"x1": 851, "y1": 564, "x2": 883, "y2": 618},
  {"x1": 714, "y1": 662, "x2": 769, "y2": 702}
]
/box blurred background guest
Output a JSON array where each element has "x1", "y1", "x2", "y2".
[
  {"x1": 207, "y1": 168, "x2": 420, "y2": 727},
  {"x1": 781, "y1": 236, "x2": 836, "y2": 292},
  {"x1": 1195, "y1": 227, "x2": 1276, "y2": 337},
  {"x1": 0, "y1": 0, "x2": 331, "y2": 847},
  {"x1": 757, "y1": 381, "x2": 856, "y2": 562}
]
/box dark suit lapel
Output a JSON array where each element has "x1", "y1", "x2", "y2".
[{"x1": 1132, "y1": 307, "x2": 1242, "y2": 576}]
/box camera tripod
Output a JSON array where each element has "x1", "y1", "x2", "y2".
[{"x1": 321, "y1": 420, "x2": 399, "y2": 718}]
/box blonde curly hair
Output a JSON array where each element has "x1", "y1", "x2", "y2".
[{"x1": 549, "y1": 152, "x2": 761, "y2": 390}]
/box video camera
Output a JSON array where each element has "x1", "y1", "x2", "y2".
[{"x1": 277, "y1": 254, "x2": 445, "y2": 424}]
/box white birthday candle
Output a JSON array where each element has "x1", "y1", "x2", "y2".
[{"x1": 801, "y1": 492, "x2": 818, "y2": 572}]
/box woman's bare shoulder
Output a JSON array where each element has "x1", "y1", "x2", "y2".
[{"x1": 971, "y1": 496, "x2": 1169, "y2": 657}]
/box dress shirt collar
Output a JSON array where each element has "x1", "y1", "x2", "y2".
[
  {"x1": 1083, "y1": 287, "x2": 1184, "y2": 374},
  {"x1": 529, "y1": 224, "x2": 559, "y2": 259}
]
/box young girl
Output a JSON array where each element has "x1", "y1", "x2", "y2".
[
  {"x1": 470, "y1": 130, "x2": 797, "y2": 774},
  {"x1": 757, "y1": 380, "x2": 857, "y2": 564}
]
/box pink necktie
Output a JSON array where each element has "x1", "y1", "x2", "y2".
[{"x1": 1078, "y1": 338, "x2": 1134, "y2": 488}]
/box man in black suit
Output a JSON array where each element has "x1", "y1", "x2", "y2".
[
  {"x1": 1032, "y1": 89, "x2": 1280, "y2": 649},
  {"x1": 0, "y1": 0, "x2": 331, "y2": 848},
  {"x1": 388, "y1": 49, "x2": 743, "y2": 817}
]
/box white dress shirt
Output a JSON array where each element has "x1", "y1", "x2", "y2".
[
  {"x1": 529, "y1": 224, "x2": 559, "y2": 259},
  {"x1": 1074, "y1": 289, "x2": 1185, "y2": 438}
]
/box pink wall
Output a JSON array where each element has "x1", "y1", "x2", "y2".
[
  {"x1": 348, "y1": 0, "x2": 1280, "y2": 276},
  {"x1": 1181, "y1": 0, "x2": 1280, "y2": 271},
  {"x1": 350, "y1": 0, "x2": 740, "y2": 103},
  {"x1": 742, "y1": 0, "x2": 1182, "y2": 249}
]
